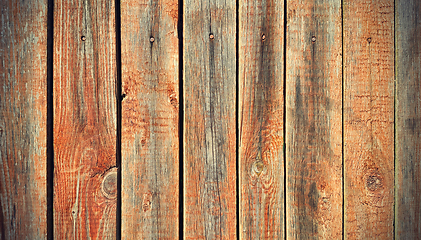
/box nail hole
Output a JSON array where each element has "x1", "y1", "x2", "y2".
[
  {"x1": 209, "y1": 33, "x2": 214, "y2": 40},
  {"x1": 311, "y1": 36, "x2": 316, "y2": 42},
  {"x1": 121, "y1": 93, "x2": 126, "y2": 100},
  {"x1": 81, "y1": 36, "x2": 86, "y2": 41},
  {"x1": 149, "y1": 37, "x2": 155, "y2": 43},
  {"x1": 367, "y1": 37, "x2": 372, "y2": 43}
]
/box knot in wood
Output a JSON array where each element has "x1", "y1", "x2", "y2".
[
  {"x1": 252, "y1": 161, "x2": 265, "y2": 176},
  {"x1": 366, "y1": 174, "x2": 382, "y2": 191},
  {"x1": 364, "y1": 169, "x2": 383, "y2": 192},
  {"x1": 101, "y1": 171, "x2": 117, "y2": 199}
]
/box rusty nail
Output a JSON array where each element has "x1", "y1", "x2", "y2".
[
  {"x1": 81, "y1": 36, "x2": 86, "y2": 41},
  {"x1": 367, "y1": 37, "x2": 372, "y2": 43},
  {"x1": 150, "y1": 37, "x2": 155, "y2": 43},
  {"x1": 209, "y1": 33, "x2": 214, "y2": 39},
  {"x1": 311, "y1": 36, "x2": 316, "y2": 42}
]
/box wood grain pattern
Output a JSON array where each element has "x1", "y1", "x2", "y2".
[
  {"x1": 286, "y1": 0, "x2": 342, "y2": 238},
  {"x1": 53, "y1": 0, "x2": 117, "y2": 238},
  {"x1": 0, "y1": 1, "x2": 47, "y2": 239},
  {"x1": 183, "y1": 0, "x2": 237, "y2": 238},
  {"x1": 396, "y1": 0, "x2": 421, "y2": 238},
  {"x1": 343, "y1": 0, "x2": 394, "y2": 238},
  {"x1": 120, "y1": 0, "x2": 179, "y2": 238},
  {"x1": 238, "y1": 0, "x2": 284, "y2": 238}
]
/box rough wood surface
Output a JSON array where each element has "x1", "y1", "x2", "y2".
[
  {"x1": 183, "y1": 0, "x2": 237, "y2": 238},
  {"x1": 238, "y1": 0, "x2": 284, "y2": 238},
  {"x1": 343, "y1": 0, "x2": 394, "y2": 238},
  {"x1": 0, "y1": 1, "x2": 47, "y2": 239},
  {"x1": 396, "y1": 0, "x2": 421, "y2": 238},
  {"x1": 53, "y1": 0, "x2": 117, "y2": 238},
  {"x1": 120, "y1": 0, "x2": 179, "y2": 238},
  {"x1": 286, "y1": 0, "x2": 342, "y2": 238}
]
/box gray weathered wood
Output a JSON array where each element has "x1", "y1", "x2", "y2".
[
  {"x1": 396, "y1": 0, "x2": 421, "y2": 238},
  {"x1": 121, "y1": 0, "x2": 180, "y2": 238},
  {"x1": 183, "y1": 0, "x2": 237, "y2": 238},
  {"x1": 286, "y1": 0, "x2": 343, "y2": 238},
  {"x1": 0, "y1": 1, "x2": 48, "y2": 239},
  {"x1": 239, "y1": 0, "x2": 285, "y2": 238}
]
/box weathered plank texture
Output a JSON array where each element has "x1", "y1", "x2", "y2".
[
  {"x1": 343, "y1": 0, "x2": 394, "y2": 238},
  {"x1": 183, "y1": 0, "x2": 237, "y2": 238},
  {"x1": 121, "y1": 0, "x2": 179, "y2": 238},
  {"x1": 239, "y1": 0, "x2": 284, "y2": 238},
  {"x1": 0, "y1": 1, "x2": 47, "y2": 239},
  {"x1": 286, "y1": 0, "x2": 342, "y2": 238},
  {"x1": 396, "y1": 0, "x2": 421, "y2": 238},
  {"x1": 53, "y1": 0, "x2": 117, "y2": 238}
]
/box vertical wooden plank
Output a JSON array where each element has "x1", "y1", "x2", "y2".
[
  {"x1": 343, "y1": 0, "x2": 394, "y2": 238},
  {"x1": 286, "y1": 0, "x2": 342, "y2": 238},
  {"x1": 183, "y1": 0, "x2": 236, "y2": 238},
  {"x1": 239, "y1": 0, "x2": 284, "y2": 238},
  {"x1": 0, "y1": 1, "x2": 47, "y2": 239},
  {"x1": 396, "y1": 0, "x2": 421, "y2": 238},
  {"x1": 121, "y1": 0, "x2": 179, "y2": 238},
  {"x1": 53, "y1": 0, "x2": 117, "y2": 239}
]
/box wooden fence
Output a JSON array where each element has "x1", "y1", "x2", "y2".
[{"x1": 0, "y1": 0, "x2": 420, "y2": 239}]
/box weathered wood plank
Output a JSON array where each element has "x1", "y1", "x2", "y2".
[
  {"x1": 120, "y1": 0, "x2": 179, "y2": 238},
  {"x1": 239, "y1": 0, "x2": 284, "y2": 238},
  {"x1": 396, "y1": 0, "x2": 421, "y2": 238},
  {"x1": 53, "y1": 0, "x2": 117, "y2": 238},
  {"x1": 343, "y1": 0, "x2": 394, "y2": 238},
  {"x1": 286, "y1": 0, "x2": 342, "y2": 238},
  {"x1": 183, "y1": 0, "x2": 237, "y2": 238},
  {"x1": 0, "y1": 1, "x2": 47, "y2": 239}
]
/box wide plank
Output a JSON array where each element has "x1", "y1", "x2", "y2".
[
  {"x1": 0, "y1": 1, "x2": 48, "y2": 239},
  {"x1": 343, "y1": 0, "x2": 394, "y2": 238},
  {"x1": 53, "y1": 0, "x2": 117, "y2": 238},
  {"x1": 395, "y1": 0, "x2": 421, "y2": 238},
  {"x1": 183, "y1": 0, "x2": 237, "y2": 238},
  {"x1": 286, "y1": 0, "x2": 343, "y2": 238},
  {"x1": 239, "y1": 0, "x2": 285, "y2": 238},
  {"x1": 120, "y1": 0, "x2": 179, "y2": 238}
]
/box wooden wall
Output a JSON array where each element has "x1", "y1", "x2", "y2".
[{"x1": 1, "y1": 0, "x2": 420, "y2": 239}]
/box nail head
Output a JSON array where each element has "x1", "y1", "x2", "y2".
[
  {"x1": 311, "y1": 36, "x2": 316, "y2": 42},
  {"x1": 367, "y1": 37, "x2": 372, "y2": 43},
  {"x1": 150, "y1": 37, "x2": 155, "y2": 43},
  {"x1": 209, "y1": 33, "x2": 214, "y2": 39},
  {"x1": 262, "y1": 34, "x2": 266, "y2": 41},
  {"x1": 81, "y1": 36, "x2": 86, "y2": 41}
]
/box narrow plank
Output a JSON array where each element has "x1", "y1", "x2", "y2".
[
  {"x1": 286, "y1": 0, "x2": 342, "y2": 238},
  {"x1": 120, "y1": 0, "x2": 179, "y2": 238},
  {"x1": 183, "y1": 0, "x2": 237, "y2": 238},
  {"x1": 53, "y1": 0, "x2": 117, "y2": 238},
  {"x1": 343, "y1": 0, "x2": 394, "y2": 238},
  {"x1": 0, "y1": 1, "x2": 47, "y2": 239},
  {"x1": 238, "y1": 0, "x2": 284, "y2": 238},
  {"x1": 396, "y1": 0, "x2": 421, "y2": 238}
]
